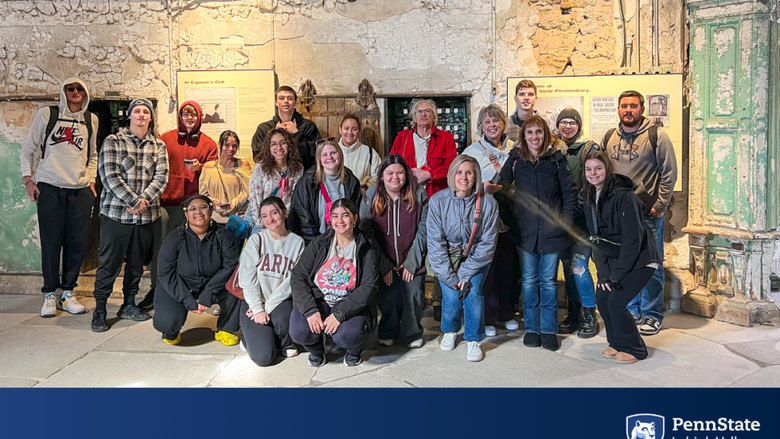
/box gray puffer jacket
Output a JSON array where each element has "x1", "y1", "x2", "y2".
[{"x1": 427, "y1": 188, "x2": 499, "y2": 288}]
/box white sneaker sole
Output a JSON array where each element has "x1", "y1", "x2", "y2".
[{"x1": 485, "y1": 326, "x2": 497, "y2": 337}]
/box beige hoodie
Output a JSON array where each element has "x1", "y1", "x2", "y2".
[{"x1": 19, "y1": 77, "x2": 99, "y2": 189}]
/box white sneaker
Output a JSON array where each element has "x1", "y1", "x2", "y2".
[
  {"x1": 440, "y1": 332, "x2": 457, "y2": 351},
  {"x1": 502, "y1": 319, "x2": 520, "y2": 331},
  {"x1": 41, "y1": 293, "x2": 57, "y2": 318},
  {"x1": 378, "y1": 338, "x2": 394, "y2": 346},
  {"x1": 283, "y1": 345, "x2": 299, "y2": 357},
  {"x1": 239, "y1": 340, "x2": 247, "y2": 352},
  {"x1": 466, "y1": 341, "x2": 483, "y2": 362},
  {"x1": 60, "y1": 291, "x2": 86, "y2": 315},
  {"x1": 407, "y1": 338, "x2": 424, "y2": 349},
  {"x1": 485, "y1": 325, "x2": 496, "y2": 337}
]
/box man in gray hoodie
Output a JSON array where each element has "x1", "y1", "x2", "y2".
[
  {"x1": 20, "y1": 77, "x2": 99, "y2": 319},
  {"x1": 603, "y1": 90, "x2": 677, "y2": 336}
]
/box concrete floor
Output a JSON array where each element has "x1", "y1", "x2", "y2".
[{"x1": 1, "y1": 293, "x2": 780, "y2": 388}]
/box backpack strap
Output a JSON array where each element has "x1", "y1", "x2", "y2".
[
  {"x1": 648, "y1": 124, "x2": 658, "y2": 155},
  {"x1": 601, "y1": 128, "x2": 616, "y2": 153},
  {"x1": 43, "y1": 106, "x2": 59, "y2": 158}
]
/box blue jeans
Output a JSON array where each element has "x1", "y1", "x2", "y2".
[
  {"x1": 518, "y1": 249, "x2": 560, "y2": 334},
  {"x1": 439, "y1": 264, "x2": 490, "y2": 342},
  {"x1": 561, "y1": 244, "x2": 597, "y2": 308},
  {"x1": 627, "y1": 215, "x2": 665, "y2": 322}
]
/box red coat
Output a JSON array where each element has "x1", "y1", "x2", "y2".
[
  {"x1": 390, "y1": 126, "x2": 456, "y2": 198},
  {"x1": 159, "y1": 100, "x2": 219, "y2": 206}
]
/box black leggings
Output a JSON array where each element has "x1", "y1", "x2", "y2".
[
  {"x1": 153, "y1": 287, "x2": 240, "y2": 340},
  {"x1": 289, "y1": 298, "x2": 367, "y2": 356},
  {"x1": 239, "y1": 299, "x2": 293, "y2": 367},
  {"x1": 596, "y1": 267, "x2": 655, "y2": 360}
]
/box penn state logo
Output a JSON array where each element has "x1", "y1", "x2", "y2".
[{"x1": 627, "y1": 413, "x2": 664, "y2": 439}]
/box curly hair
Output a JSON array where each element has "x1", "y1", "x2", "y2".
[{"x1": 256, "y1": 128, "x2": 303, "y2": 176}]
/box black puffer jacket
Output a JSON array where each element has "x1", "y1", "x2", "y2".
[
  {"x1": 499, "y1": 147, "x2": 580, "y2": 254},
  {"x1": 290, "y1": 229, "x2": 379, "y2": 330},
  {"x1": 250, "y1": 109, "x2": 322, "y2": 171},
  {"x1": 288, "y1": 168, "x2": 362, "y2": 243},
  {"x1": 157, "y1": 223, "x2": 239, "y2": 310},
  {"x1": 584, "y1": 174, "x2": 662, "y2": 284}
]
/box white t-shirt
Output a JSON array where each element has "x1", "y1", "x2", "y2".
[{"x1": 413, "y1": 132, "x2": 430, "y2": 169}]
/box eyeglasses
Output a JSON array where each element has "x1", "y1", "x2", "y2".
[
  {"x1": 184, "y1": 204, "x2": 210, "y2": 213},
  {"x1": 65, "y1": 86, "x2": 85, "y2": 93},
  {"x1": 558, "y1": 121, "x2": 579, "y2": 127},
  {"x1": 181, "y1": 112, "x2": 198, "y2": 119},
  {"x1": 415, "y1": 109, "x2": 434, "y2": 115},
  {"x1": 270, "y1": 140, "x2": 289, "y2": 149},
  {"x1": 315, "y1": 137, "x2": 336, "y2": 147}
]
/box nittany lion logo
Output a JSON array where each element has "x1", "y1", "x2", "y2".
[{"x1": 627, "y1": 414, "x2": 664, "y2": 439}]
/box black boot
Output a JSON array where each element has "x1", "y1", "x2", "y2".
[
  {"x1": 558, "y1": 302, "x2": 581, "y2": 334},
  {"x1": 433, "y1": 305, "x2": 442, "y2": 322},
  {"x1": 577, "y1": 307, "x2": 600, "y2": 339},
  {"x1": 138, "y1": 287, "x2": 155, "y2": 311},
  {"x1": 91, "y1": 304, "x2": 108, "y2": 332}
]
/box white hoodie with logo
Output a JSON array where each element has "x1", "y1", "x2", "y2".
[{"x1": 19, "y1": 77, "x2": 99, "y2": 189}]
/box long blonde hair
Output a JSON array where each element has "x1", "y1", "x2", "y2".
[{"x1": 314, "y1": 139, "x2": 350, "y2": 184}]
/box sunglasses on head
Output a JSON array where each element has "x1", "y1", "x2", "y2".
[
  {"x1": 315, "y1": 137, "x2": 336, "y2": 147},
  {"x1": 65, "y1": 86, "x2": 85, "y2": 93}
]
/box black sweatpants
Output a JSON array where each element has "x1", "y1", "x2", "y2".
[
  {"x1": 289, "y1": 298, "x2": 367, "y2": 356},
  {"x1": 37, "y1": 183, "x2": 94, "y2": 293},
  {"x1": 377, "y1": 272, "x2": 424, "y2": 344},
  {"x1": 152, "y1": 285, "x2": 241, "y2": 340},
  {"x1": 149, "y1": 206, "x2": 186, "y2": 291},
  {"x1": 483, "y1": 235, "x2": 521, "y2": 325},
  {"x1": 93, "y1": 216, "x2": 156, "y2": 304},
  {"x1": 596, "y1": 267, "x2": 655, "y2": 360},
  {"x1": 240, "y1": 299, "x2": 293, "y2": 367}
]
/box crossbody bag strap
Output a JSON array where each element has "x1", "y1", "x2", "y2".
[{"x1": 463, "y1": 190, "x2": 482, "y2": 256}]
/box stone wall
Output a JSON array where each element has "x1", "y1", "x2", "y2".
[{"x1": 0, "y1": 0, "x2": 686, "y2": 274}]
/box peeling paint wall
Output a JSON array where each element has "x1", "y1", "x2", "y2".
[{"x1": 0, "y1": 0, "x2": 685, "y2": 273}]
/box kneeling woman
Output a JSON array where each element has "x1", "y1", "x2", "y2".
[
  {"x1": 238, "y1": 196, "x2": 306, "y2": 366},
  {"x1": 360, "y1": 154, "x2": 428, "y2": 348},
  {"x1": 583, "y1": 151, "x2": 661, "y2": 364},
  {"x1": 154, "y1": 195, "x2": 241, "y2": 346},
  {"x1": 290, "y1": 199, "x2": 379, "y2": 367},
  {"x1": 428, "y1": 155, "x2": 498, "y2": 362}
]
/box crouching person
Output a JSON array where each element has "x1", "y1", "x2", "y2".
[
  {"x1": 290, "y1": 199, "x2": 379, "y2": 367},
  {"x1": 153, "y1": 195, "x2": 241, "y2": 346},
  {"x1": 238, "y1": 197, "x2": 306, "y2": 366}
]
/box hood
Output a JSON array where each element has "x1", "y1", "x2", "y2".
[
  {"x1": 603, "y1": 173, "x2": 636, "y2": 197},
  {"x1": 177, "y1": 100, "x2": 203, "y2": 138},
  {"x1": 617, "y1": 116, "x2": 652, "y2": 141},
  {"x1": 273, "y1": 109, "x2": 305, "y2": 125},
  {"x1": 59, "y1": 77, "x2": 90, "y2": 117}
]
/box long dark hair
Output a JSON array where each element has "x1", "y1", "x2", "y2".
[
  {"x1": 257, "y1": 128, "x2": 303, "y2": 176},
  {"x1": 518, "y1": 115, "x2": 555, "y2": 163},
  {"x1": 372, "y1": 154, "x2": 418, "y2": 216},
  {"x1": 583, "y1": 150, "x2": 616, "y2": 203}
]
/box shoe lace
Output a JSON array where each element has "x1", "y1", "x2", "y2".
[{"x1": 44, "y1": 294, "x2": 57, "y2": 307}]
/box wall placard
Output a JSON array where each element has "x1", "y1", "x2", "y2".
[
  {"x1": 508, "y1": 74, "x2": 683, "y2": 191},
  {"x1": 177, "y1": 69, "x2": 276, "y2": 162}
]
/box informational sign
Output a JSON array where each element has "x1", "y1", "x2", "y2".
[
  {"x1": 508, "y1": 74, "x2": 683, "y2": 191},
  {"x1": 177, "y1": 70, "x2": 276, "y2": 162}
]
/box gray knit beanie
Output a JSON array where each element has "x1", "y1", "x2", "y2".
[
  {"x1": 556, "y1": 108, "x2": 582, "y2": 128},
  {"x1": 127, "y1": 98, "x2": 155, "y2": 120}
]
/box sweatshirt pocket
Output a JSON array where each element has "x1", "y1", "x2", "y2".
[{"x1": 36, "y1": 149, "x2": 88, "y2": 187}]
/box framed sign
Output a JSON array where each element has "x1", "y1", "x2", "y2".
[
  {"x1": 508, "y1": 74, "x2": 683, "y2": 191},
  {"x1": 177, "y1": 69, "x2": 276, "y2": 162}
]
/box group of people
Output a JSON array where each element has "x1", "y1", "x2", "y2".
[{"x1": 20, "y1": 77, "x2": 676, "y2": 367}]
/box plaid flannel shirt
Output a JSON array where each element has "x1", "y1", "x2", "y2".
[{"x1": 98, "y1": 128, "x2": 169, "y2": 225}]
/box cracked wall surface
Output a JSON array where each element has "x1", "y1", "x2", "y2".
[{"x1": 0, "y1": 0, "x2": 685, "y2": 273}]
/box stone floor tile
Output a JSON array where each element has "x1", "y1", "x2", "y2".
[
  {"x1": 0, "y1": 377, "x2": 38, "y2": 388},
  {"x1": 0, "y1": 325, "x2": 123, "y2": 381},
  {"x1": 21, "y1": 298, "x2": 136, "y2": 330},
  {"x1": 37, "y1": 351, "x2": 232, "y2": 387},
  {"x1": 0, "y1": 294, "x2": 41, "y2": 331},
  {"x1": 208, "y1": 352, "x2": 316, "y2": 387},
  {"x1": 725, "y1": 339, "x2": 780, "y2": 365},
  {"x1": 663, "y1": 313, "x2": 780, "y2": 344},
  {"x1": 729, "y1": 366, "x2": 780, "y2": 387},
  {"x1": 95, "y1": 311, "x2": 240, "y2": 356},
  {"x1": 317, "y1": 370, "x2": 413, "y2": 387}
]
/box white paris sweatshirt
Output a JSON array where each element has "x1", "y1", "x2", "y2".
[
  {"x1": 19, "y1": 77, "x2": 99, "y2": 189},
  {"x1": 238, "y1": 228, "x2": 306, "y2": 315}
]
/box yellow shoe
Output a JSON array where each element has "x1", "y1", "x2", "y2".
[
  {"x1": 163, "y1": 333, "x2": 181, "y2": 345},
  {"x1": 215, "y1": 330, "x2": 239, "y2": 346}
]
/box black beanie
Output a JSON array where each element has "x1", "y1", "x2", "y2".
[{"x1": 556, "y1": 108, "x2": 582, "y2": 128}]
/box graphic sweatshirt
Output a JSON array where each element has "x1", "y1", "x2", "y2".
[
  {"x1": 20, "y1": 77, "x2": 99, "y2": 189},
  {"x1": 238, "y1": 228, "x2": 306, "y2": 315}
]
